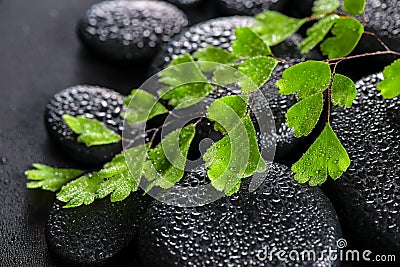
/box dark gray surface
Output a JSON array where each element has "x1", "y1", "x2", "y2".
[{"x1": 0, "y1": 0, "x2": 149, "y2": 265}]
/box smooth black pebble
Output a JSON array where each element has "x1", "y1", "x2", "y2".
[
  {"x1": 45, "y1": 85, "x2": 124, "y2": 167},
  {"x1": 326, "y1": 73, "x2": 400, "y2": 256},
  {"x1": 46, "y1": 192, "x2": 152, "y2": 266},
  {"x1": 77, "y1": 0, "x2": 189, "y2": 63},
  {"x1": 138, "y1": 163, "x2": 341, "y2": 267},
  {"x1": 215, "y1": 0, "x2": 288, "y2": 16},
  {"x1": 151, "y1": 16, "x2": 321, "y2": 164}
]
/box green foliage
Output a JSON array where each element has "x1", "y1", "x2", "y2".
[
  {"x1": 321, "y1": 17, "x2": 364, "y2": 59},
  {"x1": 286, "y1": 93, "x2": 324, "y2": 138},
  {"x1": 377, "y1": 59, "x2": 400, "y2": 99},
  {"x1": 238, "y1": 56, "x2": 278, "y2": 93},
  {"x1": 57, "y1": 145, "x2": 148, "y2": 208},
  {"x1": 63, "y1": 115, "x2": 121, "y2": 147},
  {"x1": 276, "y1": 61, "x2": 331, "y2": 99},
  {"x1": 194, "y1": 46, "x2": 238, "y2": 65},
  {"x1": 343, "y1": 0, "x2": 366, "y2": 15},
  {"x1": 26, "y1": 164, "x2": 84, "y2": 192},
  {"x1": 203, "y1": 115, "x2": 266, "y2": 196},
  {"x1": 299, "y1": 14, "x2": 339, "y2": 54},
  {"x1": 331, "y1": 74, "x2": 357, "y2": 107},
  {"x1": 232, "y1": 27, "x2": 271, "y2": 57},
  {"x1": 144, "y1": 125, "x2": 196, "y2": 190},
  {"x1": 207, "y1": 95, "x2": 249, "y2": 134},
  {"x1": 312, "y1": 0, "x2": 340, "y2": 15},
  {"x1": 158, "y1": 54, "x2": 214, "y2": 108},
  {"x1": 123, "y1": 90, "x2": 168, "y2": 125},
  {"x1": 252, "y1": 11, "x2": 306, "y2": 46},
  {"x1": 292, "y1": 123, "x2": 350, "y2": 186}
]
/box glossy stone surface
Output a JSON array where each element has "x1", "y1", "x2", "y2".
[
  {"x1": 77, "y1": 0, "x2": 188, "y2": 63},
  {"x1": 138, "y1": 163, "x2": 341, "y2": 267},
  {"x1": 151, "y1": 16, "x2": 321, "y2": 164},
  {"x1": 46, "y1": 192, "x2": 152, "y2": 266},
  {"x1": 216, "y1": 0, "x2": 287, "y2": 16},
  {"x1": 45, "y1": 85, "x2": 124, "y2": 166},
  {"x1": 327, "y1": 73, "x2": 400, "y2": 256}
]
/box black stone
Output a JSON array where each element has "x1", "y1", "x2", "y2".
[
  {"x1": 77, "y1": 0, "x2": 188, "y2": 63},
  {"x1": 284, "y1": 0, "x2": 314, "y2": 18},
  {"x1": 326, "y1": 73, "x2": 400, "y2": 256},
  {"x1": 215, "y1": 0, "x2": 288, "y2": 16},
  {"x1": 150, "y1": 16, "x2": 321, "y2": 164},
  {"x1": 138, "y1": 163, "x2": 341, "y2": 267},
  {"x1": 166, "y1": 0, "x2": 204, "y2": 9},
  {"x1": 46, "y1": 192, "x2": 152, "y2": 266},
  {"x1": 45, "y1": 85, "x2": 124, "y2": 167},
  {"x1": 149, "y1": 16, "x2": 256, "y2": 74}
]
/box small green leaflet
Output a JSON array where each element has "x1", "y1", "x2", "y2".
[
  {"x1": 96, "y1": 144, "x2": 148, "y2": 202},
  {"x1": 144, "y1": 125, "x2": 196, "y2": 190},
  {"x1": 238, "y1": 56, "x2": 278, "y2": 93},
  {"x1": 252, "y1": 11, "x2": 306, "y2": 46},
  {"x1": 299, "y1": 14, "x2": 339, "y2": 54},
  {"x1": 377, "y1": 59, "x2": 400, "y2": 99},
  {"x1": 286, "y1": 93, "x2": 324, "y2": 138},
  {"x1": 321, "y1": 17, "x2": 364, "y2": 59},
  {"x1": 331, "y1": 74, "x2": 357, "y2": 107},
  {"x1": 26, "y1": 164, "x2": 84, "y2": 192},
  {"x1": 158, "y1": 54, "x2": 214, "y2": 108},
  {"x1": 63, "y1": 115, "x2": 121, "y2": 147},
  {"x1": 312, "y1": 0, "x2": 340, "y2": 15},
  {"x1": 207, "y1": 95, "x2": 249, "y2": 134},
  {"x1": 292, "y1": 123, "x2": 350, "y2": 186},
  {"x1": 276, "y1": 61, "x2": 331, "y2": 99},
  {"x1": 57, "y1": 144, "x2": 148, "y2": 208},
  {"x1": 193, "y1": 46, "x2": 237, "y2": 65},
  {"x1": 204, "y1": 115, "x2": 266, "y2": 196},
  {"x1": 232, "y1": 27, "x2": 271, "y2": 58},
  {"x1": 343, "y1": 0, "x2": 366, "y2": 15},
  {"x1": 212, "y1": 65, "x2": 239, "y2": 86},
  {"x1": 123, "y1": 90, "x2": 168, "y2": 125}
]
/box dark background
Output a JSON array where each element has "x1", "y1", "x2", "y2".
[{"x1": 0, "y1": 0, "x2": 152, "y2": 265}]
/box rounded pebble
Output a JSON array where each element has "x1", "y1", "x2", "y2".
[
  {"x1": 77, "y1": 0, "x2": 189, "y2": 63},
  {"x1": 45, "y1": 85, "x2": 124, "y2": 166},
  {"x1": 46, "y1": 192, "x2": 152, "y2": 266},
  {"x1": 327, "y1": 73, "x2": 400, "y2": 256},
  {"x1": 138, "y1": 163, "x2": 341, "y2": 267},
  {"x1": 216, "y1": 0, "x2": 288, "y2": 16}
]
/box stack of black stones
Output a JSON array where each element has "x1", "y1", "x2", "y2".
[{"x1": 42, "y1": 0, "x2": 399, "y2": 266}]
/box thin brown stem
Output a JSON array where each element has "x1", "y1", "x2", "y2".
[{"x1": 364, "y1": 31, "x2": 391, "y2": 51}]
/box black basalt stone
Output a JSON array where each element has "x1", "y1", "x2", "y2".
[
  {"x1": 46, "y1": 192, "x2": 152, "y2": 266},
  {"x1": 138, "y1": 163, "x2": 341, "y2": 267},
  {"x1": 45, "y1": 85, "x2": 124, "y2": 167},
  {"x1": 326, "y1": 73, "x2": 400, "y2": 256},
  {"x1": 149, "y1": 16, "x2": 256, "y2": 74},
  {"x1": 150, "y1": 16, "x2": 321, "y2": 164},
  {"x1": 216, "y1": 0, "x2": 288, "y2": 16},
  {"x1": 77, "y1": 0, "x2": 188, "y2": 63}
]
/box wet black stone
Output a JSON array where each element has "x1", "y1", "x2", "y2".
[
  {"x1": 215, "y1": 0, "x2": 288, "y2": 16},
  {"x1": 150, "y1": 16, "x2": 256, "y2": 74},
  {"x1": 45, "y1": 85, "x2": 124, "y2": 167},
  {"x1": 138, "y1": 163, "x2": 341, "y2": 267},
  {"x1": 166, "y1": 0, "x2": 204, "y2": 9},
  {"x1": 150, "y1": 16, "x2": 321, "y2": 164},
  {"x1": 77, "y1": 0, "x2": 188, "y2": 63},
  {"x1": 326, "y1": 73, "x2": 400, "y2": 256},
  {"x1": 46, "y1": 192, "x2": 152, "y2": 266}
]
